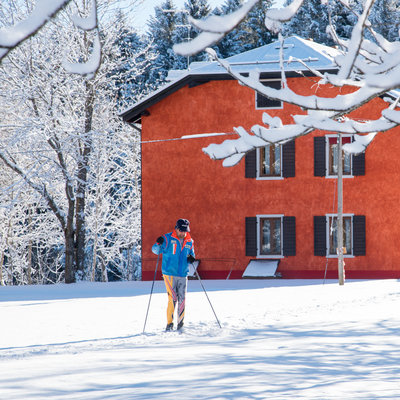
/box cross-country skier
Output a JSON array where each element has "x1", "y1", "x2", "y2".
[{"x1": 152, "y1": 218, "x2": 196, "y2": 332}]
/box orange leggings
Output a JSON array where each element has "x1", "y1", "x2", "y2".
[{"x1": 163, "y1": 274, "x2": 187, "y2": 325}]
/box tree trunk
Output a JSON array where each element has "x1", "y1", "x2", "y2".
[
  {"x1": 64, "y1": 196, "x2": 76, "y2": 284},
  {"x1": 64, "y1": 228, "x2": 75, "y2": 284},
  {"x1": 27, "y1": 211, "x2": 32, "y2": 285},
  {"x1": 75, "y1": 80, "x2": 95, "y2": 276}
]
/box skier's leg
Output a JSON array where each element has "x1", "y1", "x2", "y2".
[
  {"x1": 176, "y1": 277, "x2": 187, "y2": 329},
  {"x1": 163, "y1": 274, "x2": 177, "y2": 328}
]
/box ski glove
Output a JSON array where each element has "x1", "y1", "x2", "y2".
[
  {"x1": 187, "y1": 255, "x2": 195, "y2": 264},
  {"x1": 156, "y1": 236, "x2": 164, "y2": 245}
]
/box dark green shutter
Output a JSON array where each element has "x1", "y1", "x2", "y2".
[
  {"x1": 283, "y1": 216, "x2": 296, "y2": 256},
  {"x1": 353, "y1": 153, "x2": 365, "y2": 176},
  {"x1": 314, "y1": 137, "x2": 326, "y2": 177},
  {"x1": 353, "y1": 215, "x2": 366, "y2": 256},
  {"x1": 282, "y1": 140, "x2": 295, "y2": 178},
  {"x1": 314, "y1": 216, "x2": 327, "y2": 256},
  {"x1": 245, "y1": 217, "x2": 257, "y2": 256},
  {"x1": 245, "y1": 150, "x2": 257, "y2": 178}
]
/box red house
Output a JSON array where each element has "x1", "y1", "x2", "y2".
[{"x1": 122, "y1": 36, "x2": 400, "y2": 280}]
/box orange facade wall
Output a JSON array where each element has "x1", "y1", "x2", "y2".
[{"x1": 141, "y1": 78, "x2": 400, "y2": 280}]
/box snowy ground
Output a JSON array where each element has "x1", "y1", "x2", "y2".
[{"x1": 1, "y1": 279, "x2": 399, "y2": 399}]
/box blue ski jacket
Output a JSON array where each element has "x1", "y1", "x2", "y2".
[{"x1": 152, "y1": 230, "x2": 195, "y2": 277}]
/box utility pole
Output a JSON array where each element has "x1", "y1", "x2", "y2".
[{"x1": 337, "y1": 133, "x2": 345, "y2": 285}]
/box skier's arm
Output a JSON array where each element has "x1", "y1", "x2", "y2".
[
  {"x1": 151, "y1": 235, "x2": 166, "y2": 255},
  {"x1": 187, "y1": 241, "x2": 195, "y2": 260}
]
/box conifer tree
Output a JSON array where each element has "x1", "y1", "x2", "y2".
[
  {"x1": 215, "y1": 0, "x2": 275, "y2": 58},
  {"x1": 146, "y1": 0, "x2": 179, "y2": 84},
  {"x1": 368, "y1": 0, "x2": 400, "y2": 41},
  {"x1": 282, "y1": 0, "x2": 337, "y2": 45},
  {"x1": 172, "y1": 0, "x2": 212, "y2": 68},
  {"x1": 110, "y1": 12, "x2": 155, "y2": 109},
  {"x1": 282, "y1": 0, "x2": 399, "y2": 45}
]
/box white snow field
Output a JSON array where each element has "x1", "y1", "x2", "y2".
[{"x1": 1, "y1": 279, "x2": 399, "y2": 399}]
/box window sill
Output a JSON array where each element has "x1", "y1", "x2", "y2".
[
  {"x1": 325, "y1": 175, "x2": 354, "y2": 179},
  {"x1": 255, "y1": 106, "x2": 283, "y2": 110},
  {"x1": 326, "y1": 255, "x2": 355, "y2": 259},
  {"x1": 256, "y1": 255, "x2": 284, "y2": 259},
  {"x1": 256, "y1": 176, "x2": 284, "y2": 181}
]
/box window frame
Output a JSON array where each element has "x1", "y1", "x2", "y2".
[
  {"x1": 326, "y1": 213, "x2": 355, "y2": 258},
  {"x1": 325, "y1": 134, "x2": 354, "y2": 179},
  {"x1": 256, "y1": 144, "x2": 283, "y2": 180},
  {"x1": 256, "y1": 214, "x2": 284, "y2": 258},
  {"x1": 255, "y1": 79, "x2": 283, "y2": 110}
]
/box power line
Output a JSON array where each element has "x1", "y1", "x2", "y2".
[{"x1": 141, "y1": 132, "x2": 236, "y2": 143}]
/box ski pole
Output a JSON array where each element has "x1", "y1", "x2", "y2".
[
  {"x1": 143, "y1": 252, "x2": 160, "y2": 333},
  {"x1": 194, "y1": 268, "x2": 222, "y2": 329}
]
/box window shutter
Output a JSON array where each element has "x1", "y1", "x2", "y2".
[
  {"x1": 314, "y1": 216, "x2": 327, "y2": 256},
  {"x1": 353, "y1": 153, "x2": 365, "y2": 176},
  {"x1": 256, "y1": 80, "x2": 282, "y2": 108},
  {"x1": 245, "y1": 150, "x2": 257, "y2": 178},
  {"x1": 245, "y1": 217, "x2": 257, "y2": 256},
  {"x1": 282, "y1": 140, "x2": 295, "y2": 178},
  {"x1": 353, "y1": 215, "x2": 366, "y2": 256},
  {"x1": 283, "y1": 216, "x2": 296, "y2": 256},
  {"x1": 314, "y1": 137, "x2": 326, "y2": 177}
]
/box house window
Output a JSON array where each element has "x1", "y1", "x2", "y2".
[
  {"x1": 327, "y1": 215, "x2": 352, "y2": 256},
  {"x1": 246, "y1": 216, "x2": 296, "y2": 257},
  {"x1": 259, "y1": 216, "x2": 282, "y2": 256},
  {"x1": 246, "y1": 140, "x2": 295, "y2": 179},
  {"x1": 327, "y1": 135, "x2": 352, "y2": 176},
  {"x1": 314, "y1": 136, "x2": 365, "y2": 177},
  {"x1": 314, "y1": 215, "x2": 365, "y2": 257},
  {"x1": 259, "y1": 144, "x2": 281, "y2": 177},
  {"x1": 256, "y1": 79, "x2": 282, "y2": 109}
]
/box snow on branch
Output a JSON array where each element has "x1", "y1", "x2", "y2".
[
  {"x1": 62, "y1": 33, "x2": 101, "y2": 78},
  {"x1": 62, "y1": 0, "x2": 101, "y2": 77},
  {"x1": 0, "y1": 0, "x2": 71, "y2": 62},
  {"x1": 205, "y1": 47, "x2": 386, "y2": 112},
  {"x1": 71, "y1": 0, "x2": 97, "y2": 31},
  {"x1": 174, "y1": 0, "x2": 306, "y2": 56},
  {"x1": 264, "y1": 0, "x2": 305, "y2": 33},
  {"x1": 336, "y1": 0, "x2": 375, "y2": 82},
  {"x1": 189, "y1": 0, "x2": 259, "y2": 33},
  {"x1": 174, "y1": 0, "x2": 260, "y2": 56},
  {"x1": 342, "y1": 132, "x2": 378, "y2": 155}
]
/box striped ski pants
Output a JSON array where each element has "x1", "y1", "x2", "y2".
[{"x1": 163, "y1": 274, "x2": 187, "y2": 325}]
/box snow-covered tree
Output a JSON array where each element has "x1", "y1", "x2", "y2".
[
  {"x1": 282, "y1": 0, "x2": 351, "y2": 45},
  {"x1": 215, "y1": 0, "x2": 276, "y2": 57},
  {"x1": 146, "y1": 0, "x2": 180, "y2": 85},
  {"x1": 244, "y1": 0, "x2": 276, "y2": 48},
  {"x1": 111, "y1": 11, "x2": 157, "y2": 107},
  {"x1": 85, "y1": 128, "x2": 141, "y2": 282},
  {"x1": 0, "y1": 0, "x2": 143, "y2": 284},
  {"x1": 282, "y1": 0, "x2": 400, "y2": 45},
  {"x1": 367, "y1": 0, "x2": 400, "y2": 41},
  {"x1": 0, "y1": 0, "x2": 73, "y2": 64},
  {"x1": 177, "y1": 0, "x2": 212, "y2": 65}
]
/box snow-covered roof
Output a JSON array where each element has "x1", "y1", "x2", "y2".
[{"x1": 121, "y1": 36, "x2": 339, "y2": 124}]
